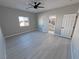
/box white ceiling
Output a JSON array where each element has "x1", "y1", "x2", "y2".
[{"x1": 0, "y1": 0, "x2": 79, "y2": 13}]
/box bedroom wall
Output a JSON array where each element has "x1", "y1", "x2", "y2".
[
  {"x1": 0, "y1": 25, "x2": 6, "y2": 59},
  {"x1": 0, "y1": 7, "x2": 6, "y2": 59},
  {"x1": 37, "y1": 3, "x2": 79, "y2": 35},
  {"x1": 0, "y1": 6, "x2": 37, "y2": 37},
  {"x1": 71, "y1": 14, "x2": 79, "y2": 59}
]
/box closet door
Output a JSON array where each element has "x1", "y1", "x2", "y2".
[{"x1": 61, "y1": 14, "x2": 76, "y2": 38}]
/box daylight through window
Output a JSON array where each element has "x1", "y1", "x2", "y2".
[{"x1": 18, "y1": 16, "x2": 30, "y2": 27}]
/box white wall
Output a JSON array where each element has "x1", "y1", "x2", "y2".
[
  {"x1": 0, "y1": 26, "x2": 6, "y2": 59},
  {"x1": 71, "y1": 15, "x2": 79, "y2": 59},
  {"x1": 0, "y1": 6, "x2": 37, "y2": 37},
  {"x1": 0, "y1": 8, "x2": 6, "y2": 59},
  {"x1": 37, "y1": 3, "x2": 79, "y2": 35}
]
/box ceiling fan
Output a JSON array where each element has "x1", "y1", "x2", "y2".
[{"x1": 26, "y1": 1, "x2": 44, "y2": 9}]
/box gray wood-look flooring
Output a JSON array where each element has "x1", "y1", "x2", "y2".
[{"x1": 6, "y1": 31, "x2": 71, "y2": 59}]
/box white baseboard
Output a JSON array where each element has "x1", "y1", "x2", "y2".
[
  {"x1": 5, "y1": 29, "x2": 37, "y2": 38},
  {"x1": 55, "y1": 33, "x2": 71, "y2": 39}
]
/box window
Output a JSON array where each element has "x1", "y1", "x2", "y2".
[{"x1": 18, "y1": 16, "x2": 30, "y2": 27}]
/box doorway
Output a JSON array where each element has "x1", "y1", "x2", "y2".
[{"x1": 48, "y1": 16, "x2": 56, "y2": 34}]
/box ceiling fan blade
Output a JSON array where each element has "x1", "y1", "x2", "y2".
[
  {"x1": 38, "y1": 6, "x2": 44, "y2": 8},
  {"x1": 37, "y1": 2, "x2": 41, "y2": 6}
]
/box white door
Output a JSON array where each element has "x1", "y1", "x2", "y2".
[{"x1": 61, "y1": 14, "x2": 76, "y2": 38}]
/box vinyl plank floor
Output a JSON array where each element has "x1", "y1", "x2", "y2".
[{"x1": 6, "y1": 31, "x2": 71, "y2": 59}]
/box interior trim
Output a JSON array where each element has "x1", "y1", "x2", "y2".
[{"x1": 5, "y1": 28, "x2": 37, "y2": 38}]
